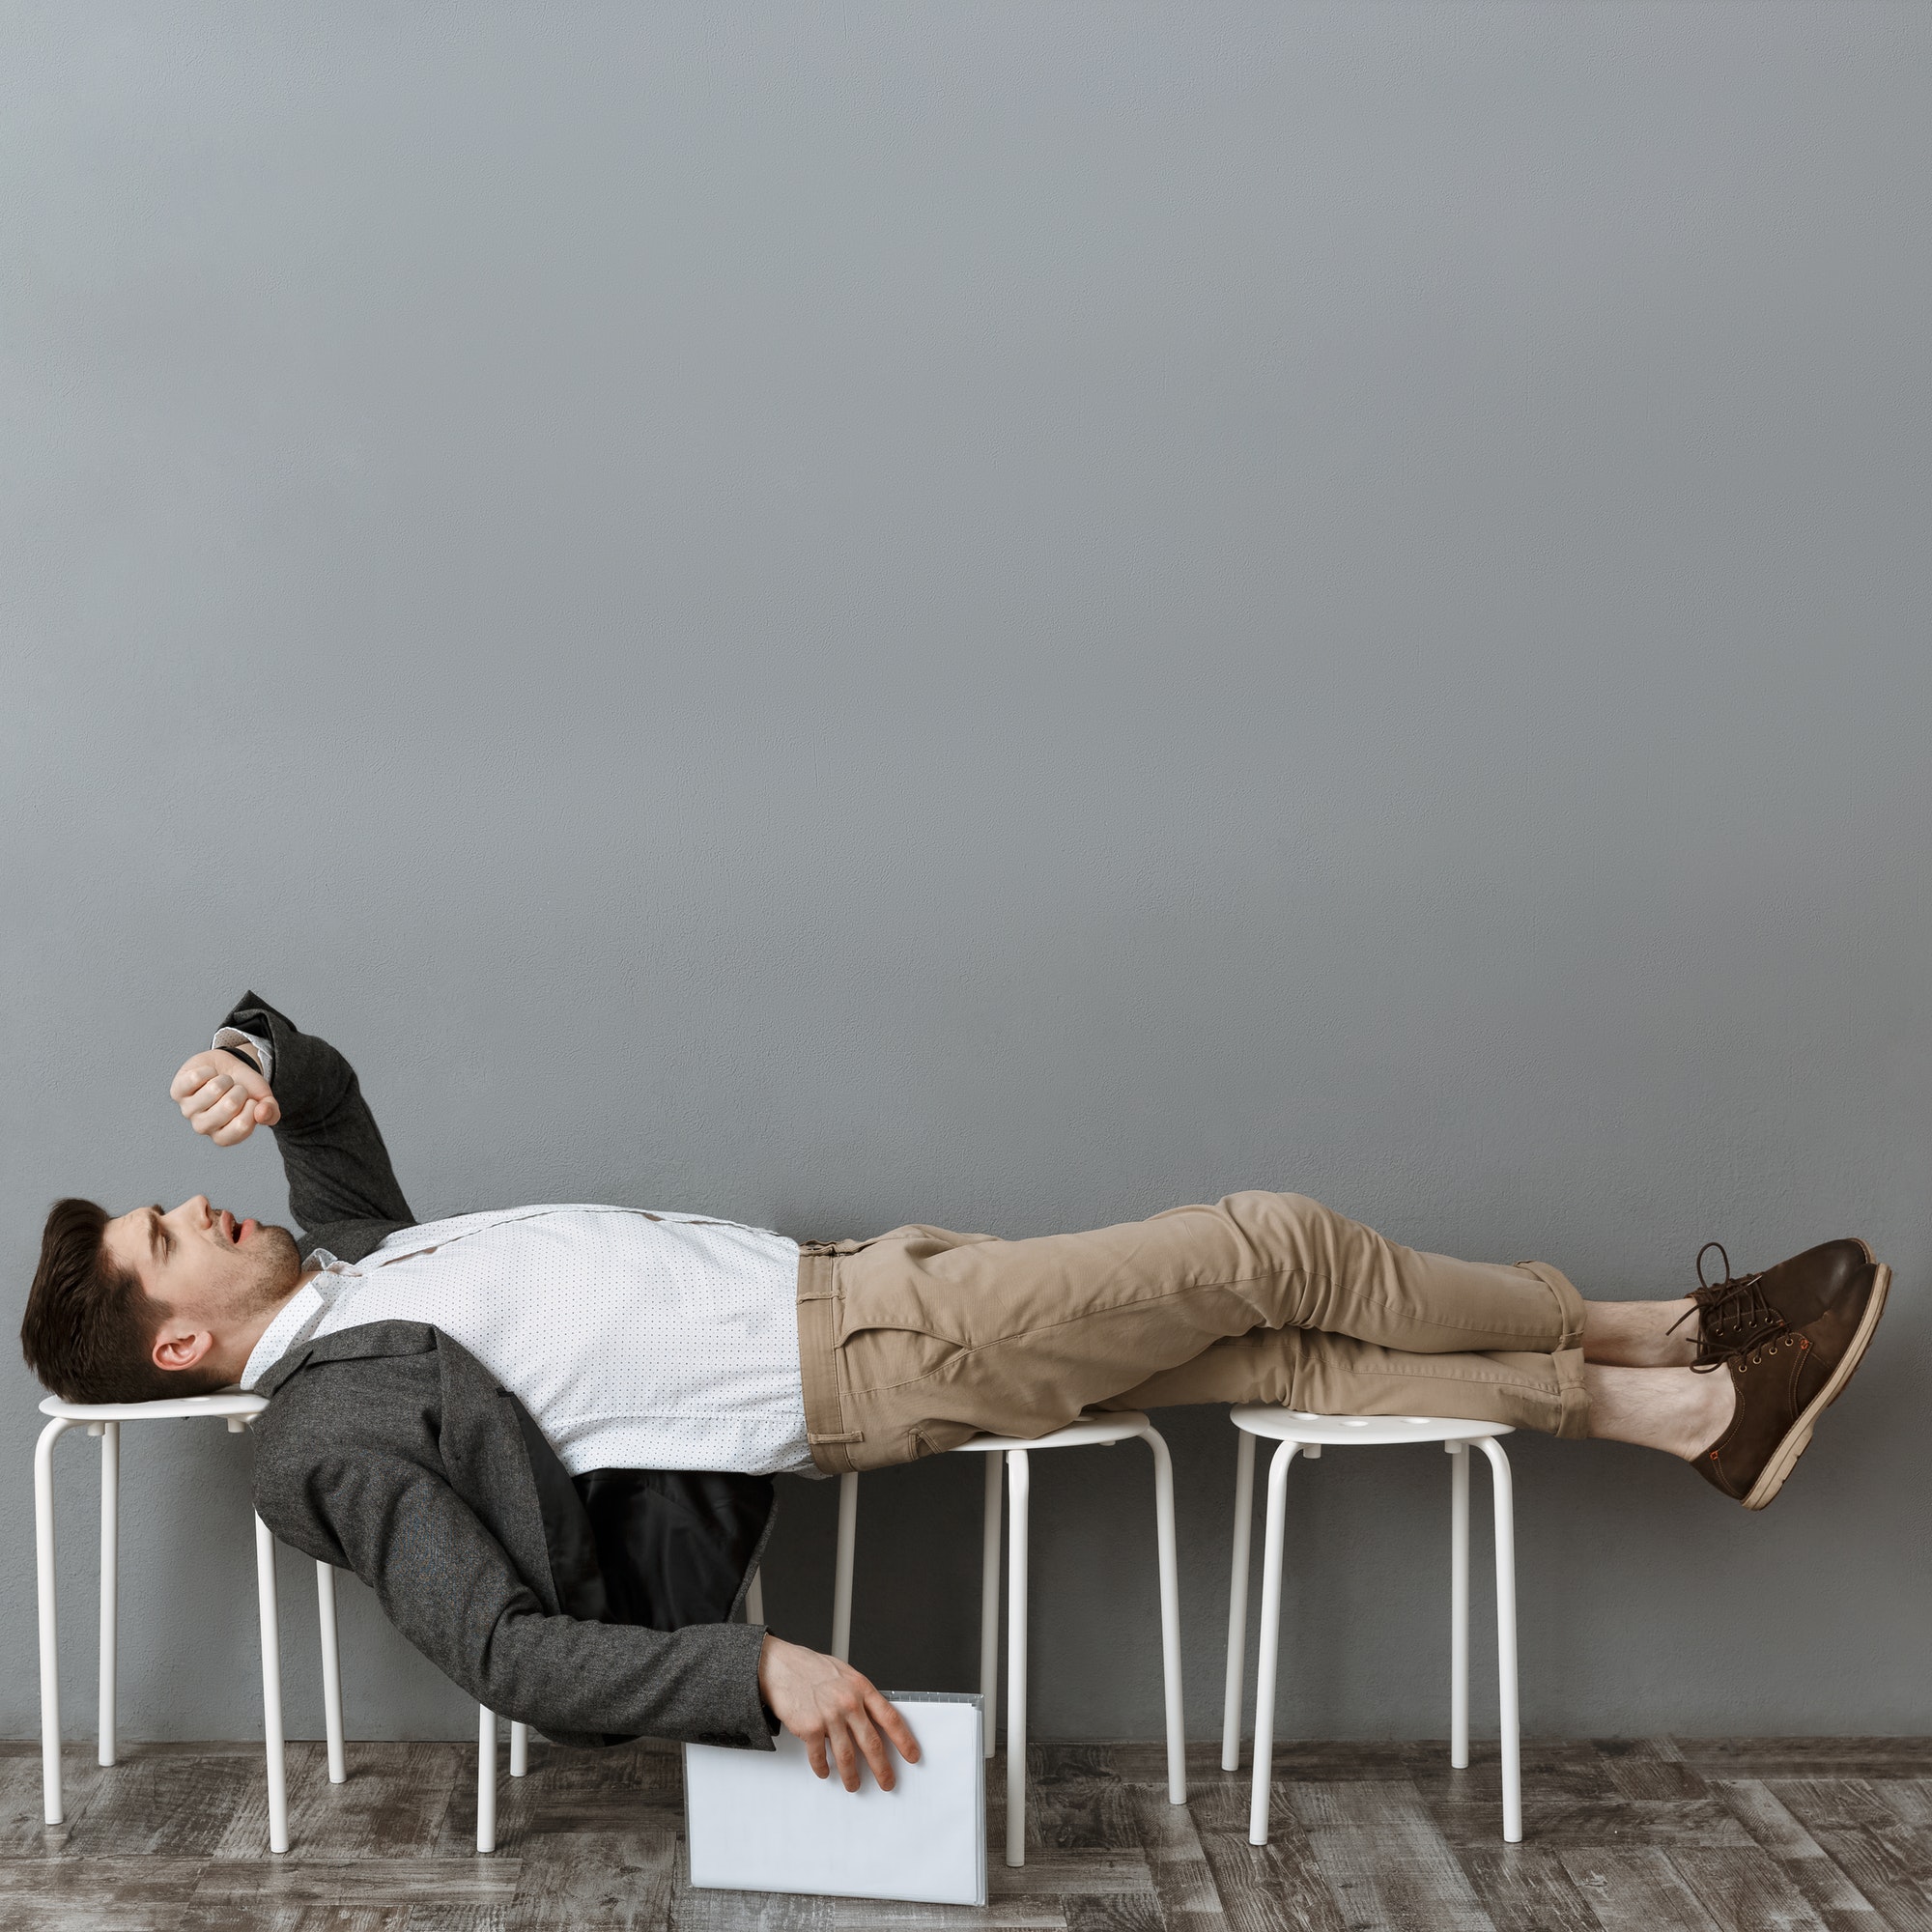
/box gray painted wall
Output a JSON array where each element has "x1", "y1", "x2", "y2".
[{"x1": 4, "y1": 3, "x2": 1929, "y2": 1747}]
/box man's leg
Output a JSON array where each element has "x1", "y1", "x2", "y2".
[
  {"x1": 1103, "y1": 1320, "x2": 1731, "y2": 1460},
  {"x1": 1576, "y1": 1296, "x2": 1698, "y2": 1368},
  {"x1": 1097, "y1": 1277, "x2": 1844, "y2": 1475},
  {"x1": 799, "y1": 1191, "x2": 1588, "y2": 1470},
  {"x1": 798, "y1": 1209, "x2": 1887, "y2": 1513},
  {"x1": 1581, "y1": 1364, "x2": 1732, "y2": 1460},
  {"x1": 1573, "y1": 1295, "x2": 1735, "y2": 1458},
  {"x1": 1102, "y1": 1326, "x2": 1588, "y2": 1438}
]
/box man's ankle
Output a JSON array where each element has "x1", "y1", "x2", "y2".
[
  {"x1": 1579, "y1": 1297, "x2": 1701, "y2": 1369},
  {"x1": 1657, "y1": 1298, "x2": 1700, "y2": 1368},
  {"x1": 1676, "y1": 1369, "x2": 1736, "y2": 1462}
]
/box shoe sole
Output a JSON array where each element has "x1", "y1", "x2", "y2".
[{"x1": 1740, "y1": 1260, "x2": 1890, "y2": 1510}]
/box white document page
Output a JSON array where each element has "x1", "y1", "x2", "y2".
[{"x1": 684, "y1": 1691, "x2": 985, "y2": 1906}]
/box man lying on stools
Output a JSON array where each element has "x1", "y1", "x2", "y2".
[{"x1": 20, "y1": 995, "x2": 1891, "y2": 1795}]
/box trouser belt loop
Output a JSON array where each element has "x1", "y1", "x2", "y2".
[{"x1": 796, "y1": 1250, "x2": 864, "y2": 1473}]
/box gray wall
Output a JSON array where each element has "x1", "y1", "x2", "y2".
[{"x1": 4, "y1": 2, "x2": 1929, "y2": 1747}]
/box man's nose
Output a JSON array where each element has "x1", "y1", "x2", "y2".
[{"x1": 173, "y1": 1194, "x2": 212, "y2": 1224}]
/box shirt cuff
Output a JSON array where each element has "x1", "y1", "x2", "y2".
[{"x1": 212, "y1": 1027, "x2": 273, "y2": 1085}]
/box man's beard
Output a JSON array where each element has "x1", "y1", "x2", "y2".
[{"x1": 229, "y1": 1222, "x2": 303, "y2": 1321}]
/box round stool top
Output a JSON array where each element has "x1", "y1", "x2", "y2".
[
  {"x1": 950, "y1": 1410, "x2": 1151, "y2": 1453},
  {"x1": 40, "y1": 1391, "x2": 268, "y2": 1423},
  {"x1": 1229, "y1": 1406, "x2": 1511, "y2": 1447}
]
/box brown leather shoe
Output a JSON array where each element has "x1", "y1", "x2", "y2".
[
  {"x1": 1678, "y1": 1237, "x2": 1880, "y2": 1362},
  {"x1": 1691, "y1": 1239, "x2": 1890, "y2": 1509}
]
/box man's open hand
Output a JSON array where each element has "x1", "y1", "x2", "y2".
[
  {"x1": 756, "y1": 1634, "x2": 922, "y2": 1792},
  {"x1": 170, "y1": 1049, "x2": 280, "y2": 1147}
]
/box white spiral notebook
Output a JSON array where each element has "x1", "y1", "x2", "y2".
[{"x1": 684, "y1": 1691, "x2": 986, "y2": 1906}]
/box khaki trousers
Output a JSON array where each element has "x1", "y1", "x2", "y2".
[{"x1": 795, "y1": 1191, "x2": 1589, "y2": 1474}]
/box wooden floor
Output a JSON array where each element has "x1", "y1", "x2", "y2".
[{"x1": 4, "y1": 1736, "x2": 1932, "y2": 1931}]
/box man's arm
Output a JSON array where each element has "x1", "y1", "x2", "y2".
[{"x1": 172, "y1": 993, "x2": 414, "y2": 1234}]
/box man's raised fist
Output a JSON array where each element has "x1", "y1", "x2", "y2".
[{"x1": 169, "y1": 1048, "x2": 281, "y2": 1147}]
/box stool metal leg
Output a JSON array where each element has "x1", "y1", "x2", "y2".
[
  {"x1": 1247, "y1": 1439, "x2": 1299, "y2": 1847},
  {"x1": 745, "y1": 1569, "x2": 764, "y2": 1623},
  {"x1": 35, "y1": 1416, "x2": 75, "y2": 1826},
  {"x1": 254, "y1": 1516, "x2": 288, "y2": 1854},
  {"x1": 1448, "y1": 1442, "x2": 1469, "y2": 1770},
  {"x1": 1004, "y1": 1449, "x2": 1030, "y2": 1868},
  {"x1": 832, "y1": 1471, "x2": 858, "y2": 1662},
  {"x1": 1139, "y1": 1424, "x2": 1186, "y2": 1804},
  {"x1": 1221, "y1": 1428, "x2": 1257, "y2": 1771},
  {"x1": 1479, "y1": 1437, "x2": 1521, "y2": 1843},
  {"x1": 476, "y1": 1706, "x2": 497, "y2": 1853},
  {"x1": 99, "y1": 1421, "x2": 119, "y2": 1768},
  {"x1": 317, "y1": 1563, "x2": 346, "y2": 1783},
  {"x1": 979, "y1": 1453, "x2": 1001, "y2": 1761},
  {"x1": 510, "y1": 1722, "x2": 528, "y2": 1778}
]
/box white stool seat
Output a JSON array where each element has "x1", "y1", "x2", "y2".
[
  {"x1": 829, "y1": 1409, "x2": 1185, "y2": 1869},
  {"x1": 1222, "y1": 1407, "x2": 1523, "y2": 1846},
  {"x1": 1227, "y1": 1406, "x2": 1512, "y2": 1449},
  {"x1": 947, "y1": 1413, "x2": 1154, "y2": 1453},
  {"x1": 40, "y1": 1392, "x2": 269, "y2": 1424}
]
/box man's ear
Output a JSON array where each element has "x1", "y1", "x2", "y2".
[{"x1": 151, "y1": 1321, "x2": 215, "y2": 1375}]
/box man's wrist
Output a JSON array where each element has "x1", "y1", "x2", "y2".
[{"x1": 212, "y1": 1026, "x2": 273, "y2": 1084}]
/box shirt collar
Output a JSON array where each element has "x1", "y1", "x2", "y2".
[{"x1": 239, "y1": 1250, "x2": 349, "y2": 1390}]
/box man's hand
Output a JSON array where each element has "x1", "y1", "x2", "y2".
[
  {"x1": 756, "y1": 1634, "x2": 922, "y2": 1792},
  {"x1": 169, "y1": 1049, "x2": 280, "y2": 1147}
]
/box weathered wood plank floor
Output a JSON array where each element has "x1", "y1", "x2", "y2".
[{"x1": 5, "y1": 1736, "x2": 1931, "y2": 1932}]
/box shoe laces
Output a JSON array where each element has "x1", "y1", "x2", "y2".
[{"x1": 1666, "y1": 1241, "x2": 1788, "y2": 1372}]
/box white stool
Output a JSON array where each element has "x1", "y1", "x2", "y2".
[
  {"x1": 832, "y1": 1411, "x2": 1185, "y2": 1867},
  {"x1": 40, "y1": 1394, "x2": 535, "y2": 1859},
  {"x1": 1221, "y1": 1408, "x2": 1521, "y2": 1845},
  {"x1": 33, "y1": 1392, "x2": 348, "y2": 1854}
]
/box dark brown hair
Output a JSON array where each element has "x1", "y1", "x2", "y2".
[{"x1": 20, "y1": 1198, "x2": 207, "y2": 1404}]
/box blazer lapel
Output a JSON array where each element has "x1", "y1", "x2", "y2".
[{"x1": 250, "y1": 1319, "x2": 438, "y2": 1399}]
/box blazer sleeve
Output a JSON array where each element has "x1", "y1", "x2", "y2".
[
  {"x1": 258, "y1": 1430, "x2": 775, "y2": 1750},
  {"x1": 218, "y1": 992, "x2": 415, "y2": 1235}
]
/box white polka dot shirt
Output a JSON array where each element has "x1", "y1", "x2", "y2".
[{"x1": 239, "y1": 1206, "x2": 813, "y2": 1477}]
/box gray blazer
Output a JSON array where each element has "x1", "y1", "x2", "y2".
[{"x1": 229, "y1": 994, "x2": 778, "y2": 1751}]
